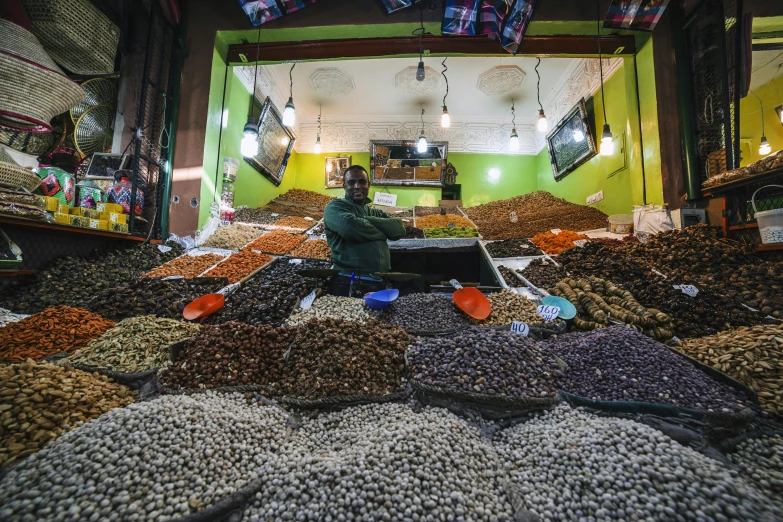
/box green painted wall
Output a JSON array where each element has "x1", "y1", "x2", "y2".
[
  {"x1": 739, "y1": 74, "x2": 783, "y2": 166},
  {"x1": 292, "y1": 151, "x2": 538, "y2": 208},
  {"x1": 198, "y1": 46, "x2": 228, "y2": 227},
  {"x1": 635, "y1": 38, "x2": 664, "y2": 205}
]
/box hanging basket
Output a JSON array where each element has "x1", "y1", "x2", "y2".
[{"x1": 0, "y1": 146, "x2": 42, "y2": 192}]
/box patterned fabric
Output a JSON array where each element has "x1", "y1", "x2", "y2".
[
  {"x1": 500, "y1": 0, "x2": 537, "y2": 52},
  {"x1": 279, "y1": 0, "x2": 315, "y2": 15},
  {"x1": 478, "y1": 0, "x2": 510, "y2": 38},
  {"x1": 442, "y1": 0, "x2": 481, "y2": 35},
  {"x1": 237, "y1": 0, "x2": 284, "y2": 26},
  {"x1": 603, "y1": 0, "x2": 669, "y2": 32},
  {"x1": 380, "y1": 0, "x2": 423, "y2": 14}
]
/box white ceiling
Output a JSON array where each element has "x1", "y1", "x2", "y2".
[{"x1": 750, "y1": 50, "x2": 783, "y2": 92}]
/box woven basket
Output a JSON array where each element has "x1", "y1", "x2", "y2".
[
  {"x1": 0, "y1": 115, "x2": 65, "y2": 155},
  {"x1": 0, "y1": 146, "x2": 41, "y2": 192},
  {"x1": 21, "y1": 0, "x2": 120, "y2": 75}
]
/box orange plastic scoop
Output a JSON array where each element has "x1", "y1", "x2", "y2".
[
  {"x1": 183, "y1": 293, "x2": 225, "y2": 321},
  {"x1": 449, "y1": 280, "x2": 491, "y2": 320}
]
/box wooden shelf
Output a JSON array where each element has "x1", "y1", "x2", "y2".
[
  {"x1": 756, "y1": 243, "x2": 783, "y2": 252},
  {"x1": 701, "y1": 166, "x2": 783, "y2": 195},
  {"x1": 0, "y1": 215, "x2": 160, "y2": 243},
  {"x1": 728, "y1": 223, "x2": 759, "y2": 231},
  {"x1": 0, "y1": 270, "x2": 38, "y2": 277}
]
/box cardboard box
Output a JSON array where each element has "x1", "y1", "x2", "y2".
[
  {"x1": 439, "y1": 200, "x2": 463, "y2": 207},
  {"x1": 97, "y1": 202, "x2": 123, "y2": 213},
  {"x1": 54, "y1": 212, "x2": 70, "y2": 225},
  {"x1": 57, "y1": 204, "x2": 72, "y2": 215},
  {"x1": 88, "y1": 219, "x2": 108, "y2": 230},
  {"x1": 109, "y1": 212, "x2": 127, "y2": 224},
  {"x1": 69, "y1": 215, "x2": 89, "y2": 227},
  {"x1": 79, "y1": 208, "x2": 101, "y2": 219},
  {"x1": 44, "y1": 197, "x2": 59, "y2": 212},
  {"x1": 109, "y1": 222, "x2": 128, "y2": 233}
]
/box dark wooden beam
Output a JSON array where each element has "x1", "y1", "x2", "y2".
[{"x1": 227, "y1": 34, "x2": 636, "y2": 64}]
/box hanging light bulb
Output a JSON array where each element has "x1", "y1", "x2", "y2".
[
  {"x1": 509, "y1": 129, "x2": 520, "y2": 152},
  {"x1": 600, "y1": 124, "x2": 614, "y2": 156},
  {"x1": 416, "y1": 60, "x2": 425, "y2": 81},
  {"x1": 573, "y1": 127, "x2": 585, "y2": 143},
  {"x1": 777, "y1": 105, "x2": 783, "y2": 124},
  {"x1": 440, "y1": 58, "x2": 450, "y2": 128},
  {"x1": 417, "y1": 108, "x2": 427, "y2": 152},
  {"x1": 314, "y1": 135, "x2": 322, "y2": 154},
  {"x1": 759, "y1": 136, "x2": 772, "y2": 156},
  {"x1": 536, "y1": 109, "x2": 548, "y2": 133},
  {"x1": 241, "y1": 118, "x2": 259, "y2": 157},
  {"x1": 282, "y1": 63, "x2": 296, "y2": 127},
  {"x1": 441, "y1": 106, "x2": 450, "y2": 128}
]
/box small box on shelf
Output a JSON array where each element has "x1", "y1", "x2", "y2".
[
  {"x1": 109, "y1": 212, "x2": 127, "y2": 224},
  {"x1": 97, "y1": 202, "x2": 123, "y2": 213}
]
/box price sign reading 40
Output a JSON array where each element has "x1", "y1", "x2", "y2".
[
  {"x1": 510, "y1": 321, "x2": 529, "y2": 336},
  {"x1": 536, "y1": 304, "x2": 560, "y2": 322}
]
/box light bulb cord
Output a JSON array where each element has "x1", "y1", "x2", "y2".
[
  {"x1": 420, "y1": 108, "x2": 425, "y2": 134},
  {"x1": 597, "y1": 0, "x2": 607, "y2": 124},
  {"x1": 535, "y1": 58, "x2": 543, "y2": 112},
  {"x1": 441, "y1": 57, "x2": 449, "y2": 108},
  {"x1": 250, "y1": 24, "x2": 261, "y2": 122},
  {"x1": 750, "y1": 89, "x2": 765, "y2": 134},
  {"x1": 317, "y1": 105, "x2": 322, "y2": 138},
  {"x1": 511, "y1": 101, "x2": 516, "y2": 128},
  {"x1": 288, "y1": 63, "x2": 296, "y2": 100}
]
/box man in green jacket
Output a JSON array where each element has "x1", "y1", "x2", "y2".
[{"x1": 324, "y1": 165, "x2": 406, "y2": 273}]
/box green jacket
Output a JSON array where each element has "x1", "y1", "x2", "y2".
[{"x1": 324, "y1": 196, "x2": 406, "y2": 273}]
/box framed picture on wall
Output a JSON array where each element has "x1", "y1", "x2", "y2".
[
  {"x1": 325, "y1": 156, "x2": 351, "y2": 188},
  {"x1": 243, "y1": 97, "x2": 296, "y2": 187},
  {"x1": 546, "y1": 99, "x2": 596, "y2": 181}
]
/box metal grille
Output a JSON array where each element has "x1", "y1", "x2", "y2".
[{"x1": 686, "y1": 0, "x2": 743, "y2": 184}]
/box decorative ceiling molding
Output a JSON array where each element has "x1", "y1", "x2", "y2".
[
  {"x1": 394, "y1": 66, "x2": 441, "y2": 95},
  {"x1": 477, "y1": 65, "x2": 527, "y2": 96},
  {"x1": 233, "y1": 66, "x2": 300, "y2": 137},
  {"x1": 309, "y1": 67, "x2": 355, "y2": 96}
]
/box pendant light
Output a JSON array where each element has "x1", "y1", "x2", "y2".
[
  {"x1": 417, "y1": 108, "x2": 428, "y2": 153},
  {"x1": 508, "y1": 101, "x2": 519, "y2": 152},
  {"x1": 534, "y1": 58, "x2": 548, "y2": 133},
  {"x1": 313, "y1": 105, "x2": 322, "y2": 154},
  {"x1": 282, "y1": 63, "x2": 296, "y2": 127},
  {"x1": 240, "y1": 24, "x2": 262, "y2": 157},
  {"x1": 414, "y1": 8, "x2": 425, "y2": 81},
  {"x1": 441, "y1": 57, "x2": 450, "y2": 128},
  {"x1": 776, "y1": 105, "x2": 783, "y2": 125},
  {"x1": 596, "y1": 0, "x2": 613, "y2": 156},
  {"x1": 751, "y1": 90, "x2": 772, "y2": 156}
]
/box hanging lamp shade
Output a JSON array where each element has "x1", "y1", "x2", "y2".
[{"x1": 0, "y1": 0, "x2": 84, "y2": 132}]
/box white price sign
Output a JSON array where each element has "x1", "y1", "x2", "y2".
[
  {"x1": 536, "y1": 304, "x2": 561, "y2": 322},
  {"x1": 510, "y1": 321, "x2": 530, "y2": 336},
  {"x1": 674, "y1": 284, "x2": 699, "y2": 297},
  {"x1": 288, "y1": 259, "x2": 303, "y2": 265},
  {"x1": 550, "y1": 229, "x2": 562, "y2": 235},
  {"x1": 373, "y1": 192, "x2": 398, "y2": 207},
  {"x1": 271, "y1": 213, "x2": 280, "y2": 217},
  {"x1": 157, "y1": 245, "x2": 172, "y2": 253},
  {"x1": 320, "y1": 234, "x2": 327, "y2": 240},
  {"x1": 573, "y1": 240, "x2": 588, "y2": 248},
  {"x1": 300, "y1": 290, "x2": 317, "y2": 310}
]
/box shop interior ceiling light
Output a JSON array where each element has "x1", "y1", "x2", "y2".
[
  {"x1": 440, "y1": 58, "x2": 450, "y2": 128},
  {"x1": 750, "y1": 90, "x2": 771, "y2": 156},
  {"x1": 241, "y1": 24, "x2": 261, "y2": 157},
  {"x1": 600, "y1": 123, "x2": 614, "y2": 156},
  {"x1": 282, "y1": 63, "x2": 297, "y2": 127},
  {"x1": 414, "y1": 7, "x2": 426, "y2": 81},
  {"x1": 314, "y1": 105, "x2": 322, "y2": 154},
  {"x1": 534, "y1": 58, "x2": 548, "y2": 133},
  {"x1": 759, "y1": 136, "x2": 771, "y2": 156},
  {"x1": 596, "y1": 0, "x2": 613, "y2": 157},
  {"x1": 417, "y1": 108, "x2": 427, "y2": 153},
  {"x1": 508, "y1": 101, "x2": 519, "y2": 152}
]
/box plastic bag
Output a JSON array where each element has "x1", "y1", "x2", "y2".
[
  {"x1": 167, "y1": 233, "x2": 197, "y2": 251},
  {"x1": 442, "y1": 0, "x2": 481, "y2": 35},
  {"x1": 194, "y1": 217, "x2": 221, "y2": 247},
  {"x1": 633, "y1": 204, "x2": 674, "y2": 235},
  {"x1": 279, "y1": 0, "x2": 315, "y2": 14}
]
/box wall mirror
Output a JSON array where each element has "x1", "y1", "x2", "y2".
[
  {"x1": 325, "y1": 156, "x2": 351, "y2": 188},
  {"x1": 546, "y1": 98, "x2": 596, "y2": 181},
  {"x1": 369, "y1": 140, "x2": 448, "y2": 187},
  {"x1": 243, "y1": 97, "x2": 295, "y2": 187}
]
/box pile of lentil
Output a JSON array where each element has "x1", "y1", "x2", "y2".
[
  {"x1": 279, "y1": 318, "x2": 408, "y2": 400},
  {"x1": 211, "y1": 274, "x2": 316, "y2": 326},
  {"x1": 202, "y1": 250, "x2": 273, "y2": 283},
  {"x1": 145, "y1": 252, "x2": 224, "y2": 279},
  {"x1": 286, "y1": 295, "x2": 378, "y2": 325},
  {"x1": 382, "y1": 293, "x2": 469, "y2": 334},
  {"x1": 484, "y1": 238, "x2": 544, "y2": 257},
  {"x1": 0, "y1": 306, "x2": 115, "y2": 362},
  {"x1": 289, "y1": 238, "x2": 330, "y2": 260},
  {"x1": 675, "y1": 324, "x2": 783, "y2": 415},
  {"x1": 546, "y1": 326, "x2": 757, "y2": 412},
  {"x1": 424, "y1": 227, "x2": 479, "y2": 238},
  {"x1": 728, "y1": 435, "x2": 783, "y2": 500},
  {"x1": 0, "y1": 360, "x2": 133, "y2": 468},
  {"x1": 403, "y1": 225, "x2": 424, "y2": 238},
  {"x1": 200, "y1": 223, "x2": 262, "y2": 250},
  {"x1": 60, "y1": 316, "x2": 200, "y2": 373},
  {"x1": 160, "y1": 322, "x2": 294, "y2": 390},
  {"x1": 408, "y1": 327, "x2": 562, "y2": 398},
  {"x1": 244, "y1": 229, "x2": 306, "y2": 254}
]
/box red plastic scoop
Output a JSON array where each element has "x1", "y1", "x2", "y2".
[
  {"x1": 449, "y1": 280, "x2": 491, "y2": 320},
  {"x1": 183, "y1": 293, "x2": 225, "y2": 321}
]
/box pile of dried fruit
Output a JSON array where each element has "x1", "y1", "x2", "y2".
[
  {"x1": 408, "y1": 328, "x2": 562, "y2": 398},
  {"x1": 676, "y1": 324, "x2": 783, "y2": 415},
  {"x1": 279, "y1": 318, "x2": 408, "y2": 400},
  {"x1": 484, "y1": 238, "x2": 544, "y2": 257},
  {"x1": 202, "y1": 250, "x2": 273, "y2": 283},
  {"x1": 233, "y1": 207, "x2": 279, "y2": 225},
  {"x1": 286, "y1": 295, "x2": 377, "y2": 325},
  {"x1": 424, "y1": 227, "x2": 479, "y2": 238},
  {"x1": 382, "y1": 293, "x2": 469, "y2": 334},
  {"x1": 0, "y1": 306, "x2": 115, "y2": 362},
  {"x1": 414, "y1": 206, "x2": 457, "y2": 217},
  {"x1": 517, "y1": 258, "x2": 568, "y2": 288},
  {"x1": 403, "y1": 226, "x2": 424, "y2": 239},
  {"x1": 211, "y1": 274, "x2": 316, "y2": 326},
  {"x1": 0, "y1": 360, "x2": 133, "y2": 468},
  {"x1": 531, "y1": 230, "x2": 588, "y2": 254},
  {"x1": 270, "y1": 188, "x2": 334, "y2": 210},
  {"x1": 471, "y1": 289, "x2": 557, "y2": 327},
  {"x1": 160, "y1": 322, "x2": 294, "y2": 390},
  {"x1": 289, "y1": 238, "x2": 331, "y2": 260},
  {"x1": 61, "y1": 316, "x2": 200, "y2": 373},
  {"x1": 244, "y1": 229, "x2": 306, "y2": 255},
  {"x1": 271, "y1": 215, "x2": 316, "y2": 231},
  {"x1": 200, "y1": 223, "x2": 262, "y2": 250},
  {"x1": 546, "y1": 326, "x2": 757, "y2": 412},
  {"x1": 263, "y1": 257, "x2": 330, "y2": 278},
  {"x1": 145, "y1": 252, "x2": 224, "y2": 279},
  {"x1": 260, "y1": 202, "x2": 323, "y2": 220},
  {"x1": 415, "y1": 213, "x2": 476, "y2": 229}
]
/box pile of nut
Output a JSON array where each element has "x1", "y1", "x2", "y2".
[
  {"x1": 382, "y1": 293, "x2": 469, "y2": 333},
  {"x1": 546, "y1": 326, "x2": 757, "y2": 412},
  {"x1": 61, "y1": 316, "x2": 200, "y2": 373},
  {"x1": 270, "y1": 188, "x2": 335, "y2": 210},
  {"x1": 200, "y1": 223, "x2": 262, "y2": 250},
  {"x1": 279, "y1": 318, "x2": 409, "y2": 399},
  {"x1": 484, "y1": 238, "x2": 544, "y2": 257},
  {"x1": 403, "y1": 226, "x2": 425, "y2": 239},
  {"x1": 518, "y1": 258, "x2": 568, "y2": 288},
  {"x1": 260, "y1": 202, "x2": 323, "y2": 220},
  {"x1": 160, "y1": 322, "x2": 294, "y2": 390},
  {"x1": 676, "y1": 324, "x2": 783, "y2": 415},
  {"x1": 289, "y1": 239, "x2": 331, "y2": 261},
  {"x1": 0, "y1": 360, "x2": 133, "y2": 468},
  {"x1": 471, "y1": 289, "x2": 555, "y2": 327},
  {"x1": 415, "y1": 213, "x2": 476, "y2": 229},
  {"x1": 424, "y1": 227, "x2": 479, "y2": 238},
  {"x1": 244, "y1": 229, "x2": 306, "y2": 255},
  {"x1": 211, "y1": 274, "x2": 316, "y2": 326},
  {"x1": 286, "y1": 295, "x2": 378, "y2": 326},
  {"x1": 408, "y1": 327, "x2": 562, "y2": 398},
  {"x1": 271, "y1": 215, "x2": 316, "y2": 231},
  {"x1": 145, "y1": 252, "x2": 224, "y2": 279},
  {"x1": 202, "y1": 250, "x2": 273, "y2": 283},
  {"x1": 233, "y1": 207, "x2": 279, "y2": 225}
]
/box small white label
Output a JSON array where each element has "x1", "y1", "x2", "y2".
[
  {"x1": 510, "y1": 321, "x2": 529, "y2": 336},
  {"x1": 373, "y1": 192, "x2": 398, "y2": 207},
  {"x1": 304, "y1": 217, "x2": 314, "y2": 221},
  {"x1": 300, "y1": 290, "x2": 317, "y2": 310},
  {"x1": 319, "y1": 234, "x2": 327, "y2": 240},
  {"x1": 395, "y1": 210, "x2": 405, "y2": 213},
  {"x1": 573, "y1": 240, "x2": 588, "y2": 248},
  {"x1": 674, "y1": 284, "x2": 699, "y2": 297},
  {"x1": 158, "y1": 245, "x2": 172, "y2": 253},
  {"x1": 537, "y1": 304, "x2": 561, "y2": 322},
  {"x1": 402, "y1": 219, "x2": 411, "y2": 223},
  {"x1": 289, "y1": 259, "x2": 303, "y2": 265},
  {"x1": 550, "y1": 229, "x2": 562, "y2": 235},
  {"x1": 162, "y1": 275, "x2": 184, "y2": 281},
  {"x1": 271, "y1": 213, "x2": 280, "y2": 217}
]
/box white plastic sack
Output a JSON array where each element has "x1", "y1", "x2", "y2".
[
  {"x1": 167, "y1": 233, "x2": 196, "y2": 251},
  {"x1": 194, "y1": 216, "x2": 221, "y2": 247},
  {"x1": 633, "y1": 205, "x2": 674, "y2": 236}
]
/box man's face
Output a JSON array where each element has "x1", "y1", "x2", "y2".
[{"x1": 344, "y1": 170, "x2": 370, "y2": 203}]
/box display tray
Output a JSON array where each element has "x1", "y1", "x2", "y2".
[
  {"x1": 0, "y1": 214, "x2": 156, "y2": 241},
  {"x1": 388, "y1": 237, "x2": 481, "y2": 251},
  {"x1": 0, "y1": 228, "x2": 22, "y2": 270}
]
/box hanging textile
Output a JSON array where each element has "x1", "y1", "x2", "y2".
[
  {"x1": 279, "y1": 0, "x2": 316, "y2": 15},
  {"x1": 478, "y1": 0, "x2": 511, "y2": 38},
  {"x1": 603, "y1": 0, "x2": 670, "y2": 32},
  {"x1": 380, "y1": 0, "x2": 423, "y2": 14},
  {"x1": 237, "y1": 0, "x2": 284, "y2": 26},
  {"x1": 442, "y1": 0, "x2": 481, "y2": 36},
  {"x1": 499, "y1": 0, "x2": 537, "y2": 53}
]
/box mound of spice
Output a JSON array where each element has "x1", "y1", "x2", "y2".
[
  {"x1": 0, "y1": 360, "x2": 133, "y2": 468},
  {"x1": 244, "y1": 229, "x2": 306, "y2": 255},
  {"x1": 415, "y1": 213, "x2": 476, "y2": 229},
  {"x1": 0, "y1": 306, "x2": 115, "y2": 362},
  {"x1": 531, "y1": 230, "x2": 588, "y2": 254},
  {"x1": 202, "y1": 250, "x2": 273, "y2": 284},
  {"x1": 270, "y1": 188, "x2": 335, "y2": 211},
  {"x1": 145, "y1": 252, "x2": 224, "y2": 279},
  {"x1": 290, "y1": 239, "x2": 331, "y2": 261}
]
